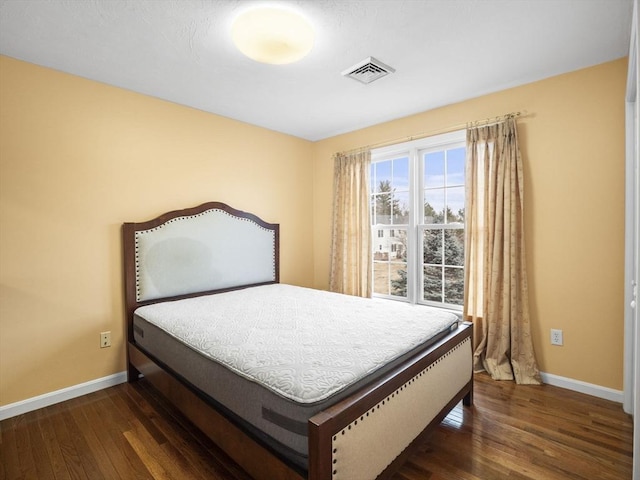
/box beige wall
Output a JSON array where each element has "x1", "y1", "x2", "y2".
[
  {"x1": 312, "y1": 58, "x2": 627, "y2": 390},
  {"x1": 0, "y1": 54, "x2": 628, "y2": 407},
  {"x1": 0, "y1": 56, "x2": 314, "y2": 406}
]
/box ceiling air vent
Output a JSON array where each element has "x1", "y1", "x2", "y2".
[{"x1": 342, "y1": 57, "x2": 395, "y2": 84}]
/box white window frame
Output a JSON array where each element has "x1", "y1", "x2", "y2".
[{"x1": 371, "y1": 130, "x2": 465, "y2": 310}]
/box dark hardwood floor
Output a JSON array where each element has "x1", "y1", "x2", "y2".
[{"x1": 0, "y1": 373, "x2": 632, "y2": 480}]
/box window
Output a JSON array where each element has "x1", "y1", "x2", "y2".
[{"x1": 370, "y1": 130, "x2": 465, "y2": 309}]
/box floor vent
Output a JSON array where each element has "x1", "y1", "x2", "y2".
[{"x1": 342, "y1": 57, "x2": 395, "y2": 84}]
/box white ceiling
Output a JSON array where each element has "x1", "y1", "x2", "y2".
[{"x1": 0, "y1": 0, "x2": 634, "y2": 141}]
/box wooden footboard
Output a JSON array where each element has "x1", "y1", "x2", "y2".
[
  {"x1": 128, "y1": 322, "x2": 472, "y2": 480},
  {"x1": 308, "y1": 323, "x2": 472, "y2": 480}
]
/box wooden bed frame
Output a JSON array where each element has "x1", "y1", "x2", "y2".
[{"x1": 123, "y1": 201, "x2": 473, "y2": 480}]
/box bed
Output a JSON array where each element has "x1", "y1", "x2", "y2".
[{"x1": 123, "y1": 201, "x2": 473, "y2": 480}]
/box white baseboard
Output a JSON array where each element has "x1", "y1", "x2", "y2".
[
  {"x1": 0, "y1": 371, "x2": 127, "y2": 421},
  {"x1": 540, "y1": 371, "x2": 624, "y2": 403},
  {"x1": 0, "y1": 370, "x2": 623, "y2": 421}
]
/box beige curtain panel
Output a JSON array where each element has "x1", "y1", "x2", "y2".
[
  {"x1": 329, "y1": 150, "x2": 372, "y2": 297},
  {"x1": 464, "y1": 118, "x2": 541, "y2": 385}
]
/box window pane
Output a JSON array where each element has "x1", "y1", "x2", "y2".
[
  {"x1": 373, "y1": 228, "x2": 407, "y2": 261},
  {"x1": 423, "y1": 266, "x2": 442, "y2": 302},
  {"x1": 424, "y1": 189, "x2": 444, "y2": 224},
  {"x1": 390, "y1": 262, "x2": 407, "y2": 298},
  {"x1": 446, "y1": 186, "x2": 465, "y2": 224},
  {"x1": 393, "y1": 191, "x2": 410, "y2": 224},
  {"x1": 424, "y1": 151, "x2": 444, "y2": 188},
  {"x1": 444, "y1": 229, "x2": 464, "y2": 266},
  {"x1": 375, "y1": 193, "x2": 392, "y2": 224},
  {"x1": 373, "y1": 228, "x2": 386, "y2": 260},
  {"x1": 374, "y1": 162, "x2": 391, "y2": 192},
  {"x1": 393, "y1": 156, "x2": 409, "y2": 191},
  {"x1": 423, "y1": 229, "x2": 442, "y2": 265},
  {"x1": 373, "y1": 262, "x2": 390, "y2": 295},
  {"x1": 446, "y1": 147, "x2": 465, "y2": 186},
  {"x1": 392, "y1": 228, "x2": 408, "y2": 261},
  {"x1": 444, "y1": 267, "x2": 464, "y2": 305}
]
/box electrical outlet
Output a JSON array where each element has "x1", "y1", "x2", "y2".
[
  {"x1": 100, "y1": 331, "x2": 111, "y2": 348},
  {"x1": 550, "y1": 329, "x2": 563, "y2": 346}
]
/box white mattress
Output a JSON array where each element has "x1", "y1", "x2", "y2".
[{"x1": 134, "y1": 283, "x2": 459, "y2": 404}]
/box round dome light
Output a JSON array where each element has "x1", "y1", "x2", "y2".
[{"x1": 231, "y1": 7, "x2": 315, "y2": 65}]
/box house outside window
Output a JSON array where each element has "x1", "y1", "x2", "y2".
[{"x1": 370, "y1": 130, "x2": 465, "y2": 309}]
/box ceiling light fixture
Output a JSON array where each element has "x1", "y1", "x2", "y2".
[{"x1": 231, "y1": 7, "x2": 315, "y2": 65}]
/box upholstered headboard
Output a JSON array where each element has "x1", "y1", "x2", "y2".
[{"x1": 123, "y1": 202, "x2": 279, "y2": 336}]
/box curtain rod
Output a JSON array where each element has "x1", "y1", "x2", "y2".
[{"x1": 337, "y1": 110, "x2": 524, "y2": 156}]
